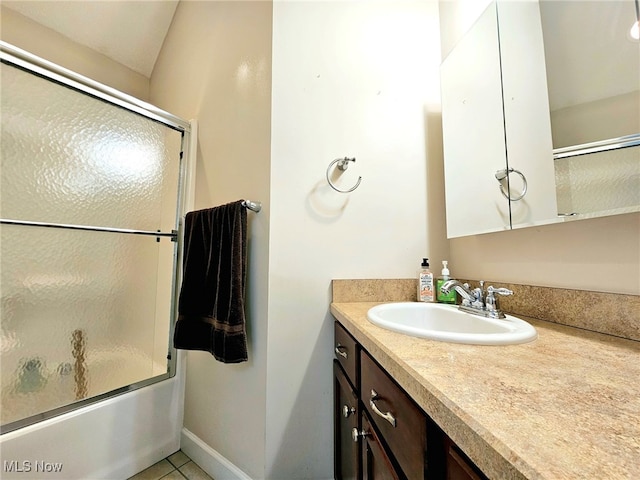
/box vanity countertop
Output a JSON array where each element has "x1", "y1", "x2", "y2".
[{"x1": 331, "y1": 301, "x2": 640, "y2": 480}]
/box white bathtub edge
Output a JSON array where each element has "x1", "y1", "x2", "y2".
[
  {"x1": 0, "y1": 372, "x2": 185, "y2": 480},
  {"x1": 181, "y1": 428, "x2": 253, "y2": 480}
]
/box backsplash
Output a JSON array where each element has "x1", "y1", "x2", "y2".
[
  {"x1": 332, "y1": 279, "x2": 640, "y2": 342},
  {"x1": 332, "y1": 279, "x2": 417, "y2": 303}
]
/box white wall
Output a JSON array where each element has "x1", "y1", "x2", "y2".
[{"x1": 268, "y1": 1, "x2": 444, "y2": 477}]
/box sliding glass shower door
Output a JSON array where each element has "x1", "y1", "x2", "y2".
[{"x1": 0, "y1": 48, "x2": 189, "y2": 432}]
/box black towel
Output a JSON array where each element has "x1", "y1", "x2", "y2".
[{"x1": 173, "y1": 200, "x2": 248, "y2": 363}]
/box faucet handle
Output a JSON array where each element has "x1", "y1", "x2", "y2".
[
  {"x1": 487, "y1": 286, "x2": 513, "y2": 296},
  {"x1": 485, "y1": 286, "x2": 513, "y2": 315}
]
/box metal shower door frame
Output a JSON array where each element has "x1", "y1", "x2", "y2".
[{"x1": 0, "y1": 41, "x2": 191, "y2": 433}]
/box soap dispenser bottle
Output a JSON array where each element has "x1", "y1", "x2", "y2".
[
  {"x1": 417, "y1": 258, "x2": 434, "y2": 302},
  {"x1": 436, "y1": 260, "x2": 457, "y2": 304}
]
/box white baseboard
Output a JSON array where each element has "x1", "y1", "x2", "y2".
[{"x1": 180, "y1": 428, "x2": 253, "y2": 480}]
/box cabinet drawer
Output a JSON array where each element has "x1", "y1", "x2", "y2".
[
  {"x1": 335, "y1": 322, "x2": 359, "y2": 387},
  {"x1": 361, "y1": 350, "x2": 426, "y2": 479}
]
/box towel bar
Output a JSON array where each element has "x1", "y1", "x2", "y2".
[{"x1": 242, "y1": 200, "x2": 262, "y2": 212}]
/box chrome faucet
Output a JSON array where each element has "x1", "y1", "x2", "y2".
[
  {"x1": 440, "y1": 280, "x2": 482, "y2": 305},
  {"x1": 440, "y1": 280, "x2": 513, "y2": 319}
]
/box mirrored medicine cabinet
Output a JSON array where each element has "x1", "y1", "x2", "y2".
[{"x1": 440, "y1": 0, "x2": 640, "y2": 238}]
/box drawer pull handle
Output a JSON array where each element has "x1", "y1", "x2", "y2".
[
  {"x1": 369, "y1": 389, "x2": 397, "y2": 427},
  {"x1": 352, "y1": 428, "x2": 370, "y2": 443},
  {"x1": 343, "y1": 404, "x2": 356, "y2": 418},
  {"x1": 335, "y1": 344, "x2": 348, "y2": 359}
]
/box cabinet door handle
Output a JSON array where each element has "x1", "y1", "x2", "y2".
[
  {"x1": 352, "y1": 428, "x2": 370, "y2": 443},
  {"x1": 343, "y1": 404, "x2": 356, "y2": 418},
  {"x1": 369, "y1": 389, "x2": 397, "y2": 427},
  {"x1": 335, "y1": 344, "x2": 348, "y2": 359}
]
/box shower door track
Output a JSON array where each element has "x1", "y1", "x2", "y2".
[
  {"x1": 0, "y1": 218, "x2": 179, "y2": 241},
  {"x1": 0, "y1": 41, "x2": 190, "y2": 132}
]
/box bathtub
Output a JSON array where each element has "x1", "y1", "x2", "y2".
[{"x1": 0, "y1": 351, "x2": 186, "y2": 479}]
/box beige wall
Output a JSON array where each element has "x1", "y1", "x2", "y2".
[
  {"x1": 550, "y1": 91, "x2": 640, "y2": 147},
  {"x1": 149, "y1": 2, "x2": 272, "y2": 478},
  {"x1": 0, "y1": 6, "x2": 149, "y2": 100},
  {"x1": 450, "y1": 213, "x2": 640, "y2": 295}
]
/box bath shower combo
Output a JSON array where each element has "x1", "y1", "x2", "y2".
[{"x1": 0, "y1": 41, "x2": 195, "y2": 479}]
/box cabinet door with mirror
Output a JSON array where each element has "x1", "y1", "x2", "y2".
[
  {"x1": 440, "y1": 1, "x2": 512, "y2": 237},
  {"x1": 441, "y1": 0, "x2": 640, "y2": 238}
]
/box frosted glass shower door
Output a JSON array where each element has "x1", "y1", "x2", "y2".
[{"x1": 1, "y1": 62, "x2": 184, "y2": 429}]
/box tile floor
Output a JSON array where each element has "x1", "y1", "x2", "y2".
[{"x1": 127, "y1": 450, "x2": 213, "y2": 480}]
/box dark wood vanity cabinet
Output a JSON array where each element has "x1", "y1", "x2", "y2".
[
  {"x1": 334, "y1": 321, "x2": 487, "y2": 480},
  {"x1": 360, "y1": 350, "x2": 429, "y2": 479},
  {"x1": 360, "y1": 412, "x2": 400, "y2": 480},
  {"x1": 334, "y1": 361, "x2": 360, "y2": 480},
  {"x1": 444, "y1": 438, "x2": 487, "y2": 480},
  {"x1": 334, "y1": 321, "x2": 359, "y2": 383},
  {"x1": 334, "y1": 322, "x2": 361, "y2": 480}
]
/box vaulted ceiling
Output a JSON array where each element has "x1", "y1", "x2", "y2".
[
  {"x1": 2, "y1": 0, "x2": 179, "y2": 78},
  {"x1": 3, "y1": 0, "x2": 637, "y2": 107}
]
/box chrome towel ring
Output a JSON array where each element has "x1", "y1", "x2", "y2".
[
  {"x1": 495, "y1": 167, "x2": 527, "y2": 201},
  {"x1": 326, "y1": 157, "x2": 362, "y2": 193}
]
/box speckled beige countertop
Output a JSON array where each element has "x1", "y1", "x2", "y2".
[{"x1": 331, "y1": 301, "x2": 640, "y2": 479}]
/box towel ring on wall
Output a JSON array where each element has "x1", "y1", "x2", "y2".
[
  {"x1": 326, "y1": 157, "x2": 362, "y2": 193},
  {"x1": 495, "y1": 167, "x2": 527, "y2": 201}
]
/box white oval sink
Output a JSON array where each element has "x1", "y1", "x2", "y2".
[{"x1": 367, "y1": 302, "x2": 537, "y2": 345}]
